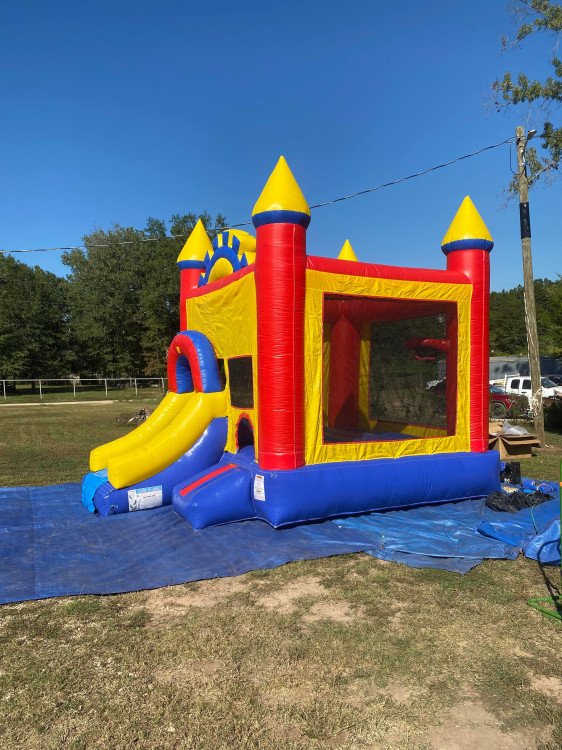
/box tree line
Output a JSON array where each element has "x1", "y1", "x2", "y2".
[
  {"x1": 0, "y1": 212, "x2": 226, "y2": 379},
  {"x1": 1, "y1": 212, "x2": 561, "y2": 379},
  {"x1": 490, "y1": 276, "x2": 562, "y2": 357}
]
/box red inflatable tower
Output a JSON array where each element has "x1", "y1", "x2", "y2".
[
  {"x1": 176, "y1": 219, "x2": 212, "y2": 330},
  {"x1": 442, "y1": 197, "x2": 494, "y2": 453},
  {"x1": 252, "y1": 157, "x2": 311, "y2": 470}
]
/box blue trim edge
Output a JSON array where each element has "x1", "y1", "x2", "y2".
[
  {"x1": 177, "y1": 259, "x2": 206, "y2": 270},
  {"x1": 252, "y1": 209, "x2": 311, "y2": 228},
  {"x1": 441, "y1": 238, "x2": 494, "y2": 254}
]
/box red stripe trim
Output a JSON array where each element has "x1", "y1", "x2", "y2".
[
  {"x1": 168, "y1": 354, "x2": 178, "y2": 392},
  {"x1": 179, "y1": 268, "x2": 203, "y2": 328},
  {"x1": 185, "y1": 264, "x2": 255, "y2": 298},
  {"x1": 179, "y1": 463, "x2": 238, "y2": 497},
  {"x1": 306, "y1": 256, "x2": 470, "y2": 286}
]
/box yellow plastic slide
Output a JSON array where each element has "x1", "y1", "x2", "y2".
[
  {"x1": 89, "y1": 391, "x2": 193, "y2": 472},
  {"x1": 106, "y1": 391, "x2": 227, "y2": 489}
]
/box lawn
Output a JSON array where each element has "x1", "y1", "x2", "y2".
[
  {"x1": 0, "y1": 405, "x2": 560, "y2": 750},
  {"x1": 519, "y1": 429, "x2": 562, "y2": 483},
  {"x1": 0, "y1": 399, "x2": 164, "y2": 485}
]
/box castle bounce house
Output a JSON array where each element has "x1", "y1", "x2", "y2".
[{"x1": 82, "y1": 157, "x2": 500, "y2": 528}]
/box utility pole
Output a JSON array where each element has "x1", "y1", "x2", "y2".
[{"x1": 515, "y1": 125, "x2": 544, "y2": 445}]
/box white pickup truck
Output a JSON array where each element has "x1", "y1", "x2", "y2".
[{"x1": 501, "y1": 375, "x2": 562, "y2": 400}]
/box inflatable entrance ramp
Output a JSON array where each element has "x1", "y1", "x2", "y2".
[{"x1": 82, "y1": 332, "x2": 227, "y2": 515}]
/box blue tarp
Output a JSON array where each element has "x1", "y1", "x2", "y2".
[
  {"x1": 478, "y1": 499, "x2": 561, "y2": 566},
  {"x1": 0, "y1": 484, "x2": 374, "y2": 605},
  {"x1": 335, "y1": 494, "x2": 560, "y2": 573},
  {"x1": 0, "y1": 482, "x2": 559, "y2": 604}
]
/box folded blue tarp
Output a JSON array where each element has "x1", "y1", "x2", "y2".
[
  {"x1": 335, "y1": 500, "x2": 517, "y2": 573},
  {"x1": 478, "y1": 499, "x2": 561, "y2": 566},
  {"x1": 0, "y1": 483, "x2": 559, "y2": 604},
  {"x1": 336, "y1": 493, "x2": 560, "y2": 573}
]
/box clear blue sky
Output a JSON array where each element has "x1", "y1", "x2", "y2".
[{"x1": 0, "y1": 0, "x2": 560, "y2": 291}]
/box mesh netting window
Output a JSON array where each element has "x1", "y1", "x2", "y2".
[
  {"x1": 323, "y1": 295, "x2": 457, "y2": 444},
  {"x1": 369, "y1": 315, "x2": 449, "y2": 430},
  {"x1": 228, "y1": 356, "x2": 254, "y2": 409}
]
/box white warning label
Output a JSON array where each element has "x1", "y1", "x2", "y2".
[
  {"x1": 128, "y1": 485, "x2": 163, "y2": 511},
  {"x1": 253, "y1": 474, "x2": 266, "y2": 501}
]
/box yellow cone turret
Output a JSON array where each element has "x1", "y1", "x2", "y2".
[
  {"x1": 441, "y1": 196, "x2": 494, "y2": 254},
  {"x1": 252, "y1": 156, "x2": 311, "y2": 228},
  {"x1": 338, "y1": 239, "x2": 358, "y2": 261},
  {"x1": 177, "y1": 219, "x2": 213, "y2": 265}
]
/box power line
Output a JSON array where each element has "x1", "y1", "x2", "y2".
[
  {"x1": 0, "y1": 218, "x2": 255, "y2": 255},
  {"x1": 309, "y1": 136, "x2": 514, "y2": 209},
  {"x1": 0, "y1": 136, "x2": 514, "y2": 255}
]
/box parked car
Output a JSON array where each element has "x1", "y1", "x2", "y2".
[
  {"x1": 502, "y1": 375, "x2": 562, "y2": 400},
  {"x1": 488, "y1": 384, "x2": 528, "y2": 418},
  {"x1": 546, "y1": 374, "x2": 562, "y2": 386},
  {"x1": 428, "y1": 380, "x2": 527, "y2": 418}
]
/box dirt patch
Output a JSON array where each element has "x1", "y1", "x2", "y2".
[
  {"x1": 512, "y1": 645, "x2": 535, "y2": 660},
  {"x1": 345, "y1": 677, "x2": 422, "y2": 710},
  {"x1": 385, "y1": 683, "x2": 420, "y2": 705},
  {"x1": 302, "y1": 600, "x2": 355, "y2": 624},
  {"x1": 257, "y1": 576, "x2": 361, "y2": 624},
  {"x1": 263, "y1": 712, "x2": 305, "y2": 744},
  {"x1": 427, "y1": 699, "x2": 541, "y2": 750},
  {"x1": 529, "y1": 674, "x2": 562, "y2": 706},
  {"x1": 257, "y1": 576, "x2": 328, "y2": 614},
  {"x1": 136, "y1": 575, "x2": 254, "y2": 619},
  {"x1": 388, "y1": 600, "x2": 410, "y2": 632},
  {"x1": 156, "y1": 658, "x2": 226, "y2": 686}
]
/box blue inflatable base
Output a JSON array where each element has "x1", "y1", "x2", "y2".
[
  {"x1": 1, "y1": 481, "x2": 558, "y2": 604},
  {"x1": 174, "y1": 449, "x2": 501, "y2": 529}
]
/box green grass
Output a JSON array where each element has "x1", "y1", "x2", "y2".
[
  {"x1": 519, "y1": 429, "x2": 562, "y2": 483},
  {"x1": 0, "y1": 401, "x2": 162, "y2": 484},
  {"x1": 0, "y1": 407, "x2": 560, "y2": 749}
]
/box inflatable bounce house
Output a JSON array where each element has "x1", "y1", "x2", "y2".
[{"x1": 82, "y1": 157, "x2": 500, "y2": 528}]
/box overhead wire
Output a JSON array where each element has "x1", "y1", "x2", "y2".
[
  {"x1": 308, "y1": 136, "x2": 514, "y2": 209},
  {"x1": 0, "y1": 136, "x2": 515, "y2": 255}
]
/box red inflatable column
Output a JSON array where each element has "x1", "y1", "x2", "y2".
[
  {"x1": 328, "y1": 314, "x2": 361, "y2": 430},
  {"x1": 176, "y1": 219, "x2": 212, "y2": 330},
  {"x1": 252, "y1": 157, "x2": 311, "y2": 470},
  {"x1": 442, "y1": 197, "x2": 494, "y2": 453},
  {"x1": 178, "y1": 267, "x2": 204, "y2": 330}
]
